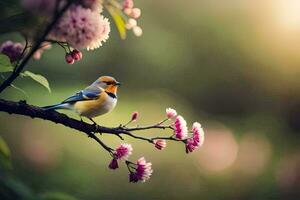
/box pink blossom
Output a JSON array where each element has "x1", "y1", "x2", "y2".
[
  {"x1": 51, "y1": 5, "x2": 110, "y2": 50},
  {"x1": 108, "y1": 158, "x2": 118, "y2": 169},
  {"x1": 131, "y1": 111, "x2": 139, "y2": 121},
  {"x1": 192, "y1": 122, "x2": 204, "y2": 147},
  {"x1": 115, "y1": 144, "x2": 132, "y2": 160},
  {"x1": 154, "y1": 139, "x2": 167, "y2": 150},
  {"x1": 186, "y1": 138, "x2": 197, "y2": 153},
  {"x1": 186, "y1": 122, "x2": 205, "y2": 153},
  {"x1": 129, "y1": 157, "x2": 153, "y2": 182},
  {"x1": 166, "y1": 108, "x2": 177, "y2": 119},
  {"x1": 0, "y1": 41, "x2": 24, "y2": 62},
  {"x1": 173, "y1": 115, "x2": 188, "y2": 140}
]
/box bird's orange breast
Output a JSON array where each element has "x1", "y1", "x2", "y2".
[{"x1": 73, "y1": 92, "x2": 117, "y2": 118}]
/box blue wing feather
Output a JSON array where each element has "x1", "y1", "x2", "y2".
[{"x1": 62, "y1": 88, "x2": 102, "y2": 103}]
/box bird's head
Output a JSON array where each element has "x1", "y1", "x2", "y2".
[{"x1": 93, "y1": 76, "x2": 121, "y2": 94}]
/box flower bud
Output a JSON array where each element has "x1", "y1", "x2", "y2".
[
  {"x1": 131, "y1": 111, "x2": 139, "y2": 121},
  {"x1": 133, "y1": 26, "x2": 143, "y2": 37},
  {"x1": 65, "y1": 53, "x2": 74, "y2": 64},
  {"x1": 71, "y1": 49, "x2": 82, "y2": 61},
  {"x1": 130, "y1": 8, "x2": 141, "y2": 19},
  {"x1": 154, "y1": 139, "x2": 167, "y2": 150},
  {"x1": 108, "y1": 158, "x2": 119, "y2": 170},
  {"x1": 166, "y1": 108, "x2": 177, "y2": 119},
  {"x1": 126, "y1": 18, "x2": 137, "y2": 30}
]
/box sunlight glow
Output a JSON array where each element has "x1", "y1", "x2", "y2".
[{"x1": 275, "y1": 0, "x2": 300, "y2": 30}]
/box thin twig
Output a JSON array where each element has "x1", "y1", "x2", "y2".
[
  {"x1": 0, "y1": 0, "x2": 74, "y2": 94},
  {"x1": 0, "y1": 99, "x2": 186, "y2": 153},
  {"x1": 121, "y1": 124, "x2": 173, "y2": 132}
]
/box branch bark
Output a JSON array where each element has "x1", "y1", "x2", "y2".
[{"x1": 0, "y1": 99, "x2": 178, "y2": 148}]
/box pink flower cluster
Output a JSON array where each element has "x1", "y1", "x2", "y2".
[
  {"x1": 123, "y1": 0, "x2": 141, "y2": 19},
  {"x1": 186, "y1": 122, "x2": 205, "y2": 153},
  {"x1": 123, "y1": 0, "x2": 143, "y2": 37},
  {"x1": 166, "y1": 108, "x2": 205, "y2": 152},
  {"x1": 109, "y1": 143, "x2": 133, "y2": 170},
  {"x1": 0, "y1": 41, "x2": 24, "y2": 62},
  {"x1": 108, "y1": 107, "x2": 204, "y2": 183},
  {"x1": 108, "y1": 144, "x2": 153, "y2": 183},
  {"x1": 129, "y1": 157, "x2": 153, "y2": 183},
  {"x1": 51, "y1": 5, "x2": 110, "y2": 50}
]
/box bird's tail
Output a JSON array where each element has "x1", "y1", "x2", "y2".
[{"x1": 42, "y1": 103, "x2": 70, "y2": 111}]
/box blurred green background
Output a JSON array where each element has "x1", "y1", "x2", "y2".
[{"x1": 1, "y1": 0, "x2": 300, "y2": 199}]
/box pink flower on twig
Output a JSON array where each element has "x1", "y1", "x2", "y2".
[
  {"x1": 173, "y1": 115, "x2": 188, "y2": 140},
  {"x1": 129, "y1": 157, "x2": 153, "y2": 182},
  {"x1": 154, "y1": 139, "x2": 167, "y2": 150}
]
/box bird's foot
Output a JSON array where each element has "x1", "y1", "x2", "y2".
[{"x1": 88, "y1": 118, "x2": 101, "y2": 131}]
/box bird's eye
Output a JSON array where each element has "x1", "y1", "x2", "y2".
[{"x1": 105, "y1": 81, "x2": 113, "y2": 85}]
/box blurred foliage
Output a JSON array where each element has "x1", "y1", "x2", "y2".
[
  {"x1": 1, "y1": 0, "x2": 300, "y2": 200},
  {"x1": 0, "y1": 54, "x2": 13, "y2": 72},
  {"x1": 0, "y1": 135, "x2": 11, "y2": 170}
]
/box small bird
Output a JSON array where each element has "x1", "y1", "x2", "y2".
[{"x1": 43, "y1": 76, "x2": 120, "y2": 123}]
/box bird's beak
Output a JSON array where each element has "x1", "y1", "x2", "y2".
[{"x1": 115, "y1": 82, "x2": 121, "y2": 86}]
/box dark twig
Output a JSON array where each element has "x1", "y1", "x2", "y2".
[
  {"x1": 121, "y1": 124, "x2": 173, "y2": 132},
  {"x1": 0, "y1": 99, "x2": 181, "y2": 152},
  {"x1": 0, "y1": 0, "x2": 74, "y2": 93}
]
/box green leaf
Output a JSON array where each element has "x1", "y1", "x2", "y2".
[
  {"x1": 106, "y1": 5, "x2": 126, "y2": 40},
  {"x1": 0, "y1": 136, "x2": 10, "y2": 159},
  {"x1": 22, "y1": 71, "x2": 51, "y2": 93},
  {"x1": 0, "y1": 54, "x2": 13, "y2": 73},
  {"x1": 10, "y1": 84, "x2": 29, "y2": 98}
]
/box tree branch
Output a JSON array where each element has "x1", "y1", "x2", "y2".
[
  {"x1": 0, "y1": 0, "x2": 74, "y2": 93},
  {"x1": 0, "y1": 99, "x2": 180, "y2": 151}
]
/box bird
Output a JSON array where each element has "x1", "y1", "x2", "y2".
[{"x1": 43, "y1": 76, "x2": 120, "y2": 124}]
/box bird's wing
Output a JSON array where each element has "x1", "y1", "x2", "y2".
[{"x1": 62, "y1": 87, "x2": 103, "y2": 103}]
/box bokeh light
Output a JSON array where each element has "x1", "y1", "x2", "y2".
[
  {"x1": 20, "y1": 124, "x2": 62, "y2": 171},
  {"x1": 196, "y1": 126, "x2": 238, "y2": 172},
  {"x1": 234, "y1": 133, "x2": 272, "y2": 177}
]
